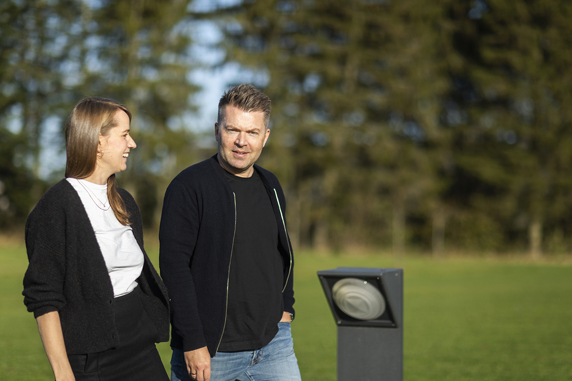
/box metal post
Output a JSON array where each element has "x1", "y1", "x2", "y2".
[{"x1": 317, "y1": 267, "x2": 403, "y2": 381}]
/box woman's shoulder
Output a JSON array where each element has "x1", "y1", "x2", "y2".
[
  {"x1": 26, "y1": 179, "x2": 79, "y2": 228},
  {"x1": 33, "y1": 179, "x2": 76, "y2": 210},
  {"x1": 116, "y1": 186, "x2": 141, "y2": 220},
  {"x1": 116, "y1": 186, "x2": 136, "y2": 206}
]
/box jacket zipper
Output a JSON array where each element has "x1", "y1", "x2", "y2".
[
  {"x1": 274, "y1": 189, "x2": 293, "y2": 292},
  {"x1": 215, "y1": 192, "x2": 237, "y2": 354}
]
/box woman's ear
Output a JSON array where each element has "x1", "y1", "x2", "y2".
[{"x1": 97, "y1": 135, "x2": 105, "y2": 157}]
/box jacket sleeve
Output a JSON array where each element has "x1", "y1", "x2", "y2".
[
  {"x1": 159, "y1": 178, "x2": 207, "y2": 352},
  {"x1": 23, "y1": 197, "x2": 67, "y2": 318},
  {"x1": 275, "y1": 181, "x2": 296, "y2": 317}
]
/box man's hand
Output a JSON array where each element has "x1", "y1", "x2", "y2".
[
  {"x1": 184, "y1": 347, "x2": 211, "y2": 381},
  {"x1": 280, "y1": 311, "x2": 292, "y2": 322}
]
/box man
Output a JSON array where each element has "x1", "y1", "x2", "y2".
[{"x1": 159, "y1": 84, "x2": 301, "y2": 381}]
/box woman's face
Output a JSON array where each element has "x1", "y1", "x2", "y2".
[{"x1": 98, "y1": 110, "x2": 136, "y2": 175}]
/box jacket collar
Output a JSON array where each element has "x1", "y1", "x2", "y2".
[{"x1": 207, "y1": 154, "x2": 274, "y2": 191}]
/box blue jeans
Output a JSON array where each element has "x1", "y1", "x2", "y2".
[{"x1": 171, "y1": 322, "x2": 302, "y2": 381}]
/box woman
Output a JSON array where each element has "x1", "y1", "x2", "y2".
[{"x1": 23, "y1": 97, "x2": 170, "y2": 381}]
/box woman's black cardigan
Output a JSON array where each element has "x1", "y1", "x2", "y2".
[{"x1": 23, "y1": 180, "x2": 170, "y2": 355}]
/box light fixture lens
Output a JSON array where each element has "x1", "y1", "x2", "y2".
[{"x1": 332, "y1": 278, "x2": 385, "y2": 320}]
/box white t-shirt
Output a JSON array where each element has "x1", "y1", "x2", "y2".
[{"x1": 67, "y1": 178, "x2": 144, "y2": 297}]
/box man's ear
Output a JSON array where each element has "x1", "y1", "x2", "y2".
[
  {"x1": 215, "y1": 123, "x2": 220, "y2": 142},
  {"x1": 263, "y1": 128, "x2": 271, "y2": 147}
]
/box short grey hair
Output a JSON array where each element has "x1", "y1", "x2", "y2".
[{"x1": 217, "y1": 84, "x2": 272, "y2": 128}]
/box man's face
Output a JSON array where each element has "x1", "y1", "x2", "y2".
[{"x1": 215, "y1": 105, "x2": 270, "y2": 178}]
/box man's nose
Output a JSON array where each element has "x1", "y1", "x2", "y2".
[{"x1": 235, "y1": 132, "x2": 247, "y2": 146}]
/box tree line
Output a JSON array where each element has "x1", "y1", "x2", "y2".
[{"x1": 1, "y1": 0, "x2": 571, "y2": 257}]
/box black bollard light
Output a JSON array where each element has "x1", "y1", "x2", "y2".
[{"x1": 317, "y1": 267, "x2": 403, "y2": 381}]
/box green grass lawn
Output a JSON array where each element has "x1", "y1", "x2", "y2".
[{"x1": 2, "y1": 243, "x2": 571, "y2": 380}]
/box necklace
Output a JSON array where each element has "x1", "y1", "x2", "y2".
[{"x1": 76, "y1": 179, "x2": 111, "y2": 211}]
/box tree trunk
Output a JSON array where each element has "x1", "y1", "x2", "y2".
[
  {"x1": 313, "y1": 218, "x2": 329, "y2": 252},
  {"x1": 392, "y1": 202, "x2": 405, "y2": 263},
  {"x1": 432, "y1": 208, "x2": 446, "y2": 258},
  {"x1": 529, "y1": 218, "x2": 542, "y2": 259},
  {"x1": 289, "y1": 191, "x2": 302, "y2": 251}
]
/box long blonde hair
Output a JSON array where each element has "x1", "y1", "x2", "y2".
[{"x1": 65, "y1": 97, "x2": 133, "y2": 225}]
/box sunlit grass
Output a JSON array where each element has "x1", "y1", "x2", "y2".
[{"x1": 2, "y1": 243, "x2": 571, "y2": 380}]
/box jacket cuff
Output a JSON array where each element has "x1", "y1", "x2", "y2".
[
  {"x1": 283, "y1": 295, "x2": 295, "y2": 315},
  {"x1": 181, "y1": 330, "x2": 208, "y2": 353}
]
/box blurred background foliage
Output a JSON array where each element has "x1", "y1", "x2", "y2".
[{"x1": 1, "y1": 0, "x2": 571, "y2": 258}]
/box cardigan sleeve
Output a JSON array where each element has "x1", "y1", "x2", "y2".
[
  {"x1": 23, "y1": 195, "x2": 68, "y2": 318},
  {"x1": 159, "y1": 177, "x2": 207, "y2": 352}
]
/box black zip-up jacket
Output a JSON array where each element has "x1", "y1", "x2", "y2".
[
  {"x1": 23, "y1": 180, "x2": 170, "y2": 354},
  {"x1": 159, "y1": 156, "x2": 295, "y2": 356}
]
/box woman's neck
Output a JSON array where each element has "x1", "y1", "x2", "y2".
[{"x1": 82, "y1": 169, "x2": 110, "y2": 185}]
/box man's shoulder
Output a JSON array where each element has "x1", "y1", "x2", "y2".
[
  {"x1": 174, "y1": 156, "x2": 218, "y2": 181},
  {"x1": 168, "y1": 156, "x2": 223, "y2": 193}
]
